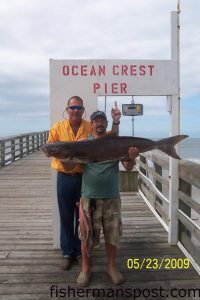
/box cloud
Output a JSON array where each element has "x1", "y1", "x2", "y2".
[{"x1": 0, "y1": 0, "x2": 199, "y2": 136}]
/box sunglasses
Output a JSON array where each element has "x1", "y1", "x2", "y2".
[{"x1": 67, "y1": 105, "x2": 84, "y2": 111}]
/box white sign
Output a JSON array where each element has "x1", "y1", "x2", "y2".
[{"x1": 49, "y1": 59, "x2": 177, "y2": 124}]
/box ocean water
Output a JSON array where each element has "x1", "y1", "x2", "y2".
[{"x1": 179, "y1": 138, "x2": 200, "y2": 164}]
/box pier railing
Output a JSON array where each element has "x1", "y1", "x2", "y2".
[
  {"x1": 136, "y1": 151, "x2": 200, "y2": 274},
  {"x1": 0, "y1": 131, "x2": 49, "y2": 167}
]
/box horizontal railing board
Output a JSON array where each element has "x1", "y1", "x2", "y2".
[
  {"x1": 179, "y1": 190, "x2": 200, "y2": 215},
  {"x1": 178, "y1": 210, "x2": 200, "y2": 241}
]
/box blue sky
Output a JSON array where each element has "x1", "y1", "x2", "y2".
[{"x1": 0, "y1": 0, "x2": 199, "y2": 138}]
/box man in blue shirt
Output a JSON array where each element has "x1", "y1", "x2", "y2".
[{"x1": 77, "y1": 111, "x2": 139, "y2": 287}]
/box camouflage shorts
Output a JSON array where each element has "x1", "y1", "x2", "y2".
[{"x1": 79, "y1": 197, "x2": 122, "y2": 247}]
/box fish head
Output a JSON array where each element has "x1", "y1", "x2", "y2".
[{"x1": 41, "y1": 143, "x2": 71, "y2": 159}]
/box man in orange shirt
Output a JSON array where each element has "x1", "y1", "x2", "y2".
[{"x1": 48, "y1": 96, "x2": 121, "y2": 270}]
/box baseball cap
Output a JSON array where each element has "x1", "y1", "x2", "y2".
[{"x1": 90, "y1": 110, "x2": 107, "y2": 121}]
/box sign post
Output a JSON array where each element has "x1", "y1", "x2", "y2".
[{"x1": 168, "y1": 11, "x2": 180, "y2": 245}]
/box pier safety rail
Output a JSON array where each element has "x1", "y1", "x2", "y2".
[
  {"x1": 0, "y1": 131, "x2": 49, "y2": 167},
  {"x1": 136, "y1": 151, "x2": 200, "y2": 275}
]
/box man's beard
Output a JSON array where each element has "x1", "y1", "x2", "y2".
[{"x1": 96, "y1": 126, "x2": 106, "y2": 135}]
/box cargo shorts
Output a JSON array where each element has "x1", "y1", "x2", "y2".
[{"x1": 79, "y1": 197, "x2": 122, "y2": 247}]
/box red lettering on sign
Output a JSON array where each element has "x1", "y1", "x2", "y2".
[
  {"x1": 93, "y1": 83, "x2": 100, "y2": 93},
  {"x1": 113, "y1": 65, "x2": 119, "y2": 75},
  {"x1": 93, "y1": 82, "x2": 127, "y2": 94},
  {"x1": 130, "y1": 65, "x2": 137, "y2": 76},
  {"x1": 90, "y1": 66, "x2": 96, "y2": 76},
  {"x1": 105, "y1": 83, "x2": 108, "y2": 94},
  {"x1": 63, "y1": 64, "x2": 155, "y2": 77},
  {"x1": 72, "y1": 66, "x2": 78, "y2": 76},
  {"x1": 148, "y1": 65, "x2": 154, "y2": 76},
  {"x1": 99, "y1": 65, "x2": 106, "y2": 76},
  {"x1": 122, "y1": 65, "x2": 128, "y2": 76},
  {"x1": 63, "y1": 65, "x2": 106, "y2": 76},
  {"x1": 63, "y1": 66, "x2": 69, "y2": 75},
  {"x1": 112, "y1": 83, "x2": 118, "y2": 93},
  {"x1": 139, "y1": 65, "x2": 146, "y2": 76},
  {"x1": 81, "y1": 65, "x2": 87, "y2": 76},
  {"x1": 121, "y1": 83, "x2": 127, "y2": 93}
]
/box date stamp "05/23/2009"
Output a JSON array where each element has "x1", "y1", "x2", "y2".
[{"x1": 127, "y1": 258, "x2": 190, "y2": 270}]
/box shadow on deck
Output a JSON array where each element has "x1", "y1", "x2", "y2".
[{"x1": 0, "y1": 151, "x2": 199, "y2": 300}]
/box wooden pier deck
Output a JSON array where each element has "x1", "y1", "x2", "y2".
[{"x1": 0, "y1": 151, "x2": 199, "y2": 300}]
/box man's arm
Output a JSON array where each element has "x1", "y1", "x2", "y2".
[
  {"x1": 111, "y1": 102, "x2": 121, "y2": 135},
  {"x1": 122, "y1": 147, "x2": 139, "y2": 171}
]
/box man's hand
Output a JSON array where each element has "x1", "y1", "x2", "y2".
[
  {"x1": 42, "y1": 147, "x2": 52, "y2": 158},
  {"x1": 128, "y1": 147, "x2": 139, "y2": 161},
  {"x1": 121, "y1": 147, "x2": 139, "y2": 171},
  {"x1": 111, "y1": 101, "x2": 121, "y2": 123}
]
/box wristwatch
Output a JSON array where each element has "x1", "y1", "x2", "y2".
[{"x1": 113, "y1": 121, "x2": 120, "y2": 125}]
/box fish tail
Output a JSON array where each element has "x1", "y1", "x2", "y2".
[{"x1": 157, "y1": 135, "x2": 188, "y2": 159}]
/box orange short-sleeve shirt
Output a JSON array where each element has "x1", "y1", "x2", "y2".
[{"x1": 48, "y1": 119, "x2": 92, "y2": 174}]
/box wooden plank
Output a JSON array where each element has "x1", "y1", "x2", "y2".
[
  {"x1": 179, "y1": 191, "x2": 200, "y2": 215},
  {"x1": 179, "y1": 178, "x2": 191, "y2": 218},
  {"x1": 155, "y1": 200, "x2": 169, "y2": 225},
  {"x1": 119, "y1": 171, "x2": 138, "y2": 192},
  {"x1": 0, "y1": 151, "x2": 199, "y2": 300},
  {"x1": 140, "y1": 151, "x2": 169, "y2": 170},
  {"x1": 138, "y1": 159, "x2": 168, "y2": 186},
  {"x1": 178, "y1": 211, "x2": 200, "y2": 242},
  {"x1": 1, "y1": 272, "x2": 198, "y2": 286},
  {"x1": 181, "y1": 232, "x2": 200, "y2": 265},
  {"x1": 179, "y1": 160, "x2": 200, "y2": 189},
  {"x1": 0, "y1": 251, "x2": 10, "y2": 259},
  {"x1": 138, "y1": 170, "x2": 169, "y2": 204}
]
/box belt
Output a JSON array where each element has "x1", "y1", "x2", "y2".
[{"x1": 58, "y1": 171, "x2": 82, "y2": 177}]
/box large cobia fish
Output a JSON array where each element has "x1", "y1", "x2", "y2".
[{"x1": 41, "y1": 134, "x2": 188, "y2": 163}]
